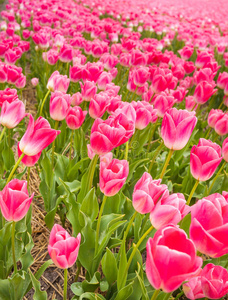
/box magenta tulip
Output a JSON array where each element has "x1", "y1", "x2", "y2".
[
  {"x1": 49, "y1": 91, "x2": 71, "y2": 121},
  {"x1": 146, "y1": 226, "x2": 202, "y2": 293},
  {"x1": 161, "y1": 108, "x2": 197, "y2": 150},
  {"x1": 19, "y1": 115, "x2": 61, "y2": 156},
  {"x1": 47, "y1": 71, "x2": 70, "y2": 93},
  {"x1": 183, "y1": 273, "x2": 204, "y2": 300},
  {"x1": 133, "y1": 172, "x2": 169, "y2": 214},
  {"x1": 222, "y1": 137, "x2": 228, "y2": 162},
  {"x1": 201, "y1": 264, "x2": 228, "y2": 299},
  {"x1": 0, "y1": 179, "x2": 34, "y2": 222},
  {"x1": 0, "y1": 100, "x2": 28, "y2": 129},
  {"x1": 190, "y1": 193, "x2": 228, "y2": 257},
  {"x1": 190, "y1": 138, "x2": 222, "y2": 181},
  {"x1": 66, "y1": 106, "x2": 87, "y2": 130},
  {"x1": 48, "y1": 224, "x2": 81, "y2": 269},
  {"x1": 100, "y1": 153, "x2": 129, "y2": 196}
]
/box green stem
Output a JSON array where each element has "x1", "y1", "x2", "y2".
[
  {"x1": 119, "y1": 225, "x2": 154, "y2": 291},
  {"x1": 147, "y1": 119, "x2": 159, "y2": 151},
  {"x1": 74, "y1": 261, "x2": 81, "y2": 282},
  {"x1": 63, "y1": 268, "x2": 68, "y2": 300},
  {"x1": 6, "y1": 153, "x2": 25, "y2": 184},
  {"x1": 0, "y1": 126, "x2": 6, "y2": 143},
  {"x1": 163, "y1": 292, "x2": 172, "y2": 300},
  {"x1": 51, "y1": 121, "x2": 59, "y2": 169},
  {"x1": 151, "y1": 289, "x2": 160, "y2": 300},
  {"x1": 148, "y1": 141, "x2": 164, "y2": 173},
  {"x1": 129, "y1": 129, "x2": 137, "y2": 149},
  {"x1": 95, "y1": 195, "x2": 108, "y2": 255},
  {"x1": 140, "y1": 213, "x2": 150, "y2": 235},
  {"x1": 124, "y1": 141, "x2": 129, "y2": 160},
  {"x1": 131, "y1": 87, "x2": 138, "y2": 102},
  {"x1": 159, "y1": 149, "x2": 174, "y2": 180},
  {"x1": 187, "y1": 180, "x2": 199, "y2": 205},
  {"x1": 123, "y1": 89, "x2": 130, "y2": 102},
  {"x1": 205, "y1": 128, "x2": 212, "y2": 140},
  {"x1": 69, "y1": 130, "x2": 74, "y2": 162},
  {"x1": 88, "y1": 154, "x2": 99, "y2": 190},
  {"x1": 208, "y1": 161, "x2": 226, "y2": 195},
  {"x1": 27, "y1": 167, "x2": 31, "y2": 192},
  {"x1": 12, "y1": 221, "x2": 17, "y2": 274},
  {"x1": 38, "y1": 90, "x2": 50, "y2": 117},
  {"x1": 195, "y1": 105, "x2": 201, "y2": 118},
  {"x1": 174, "y1": 291, "x2": 184, "y2": 300},
  {"x1": 218, "y1": 100, "x2": 224, "y2": 110}
]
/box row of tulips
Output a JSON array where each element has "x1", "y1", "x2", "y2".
[{"x1": 0, "y1": 0, "x2": 228, "y2": 299}]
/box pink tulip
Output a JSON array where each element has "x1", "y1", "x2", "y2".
[
  {"x1": 90, "y1": 117, "x2": 126, "y2": 155},
  {"x1": 18, "y1": 143, "x2": 41, "y2": 167},
  {"x1": 222, "y1": 137, "x2": 228, "y2": 162},
  {"x1": 0, "y1": 100, "x2": 27, "y2": 129},
  {"x1": 19, "y1": 115, "x2": 60, "y2": 156},
  {"x1": 84, "y1": 62, "x2": 104, "y2": 82},
  {"x1": 46, "y1": 49, "x2": 59, "y2": 65},
  {"x1": 214, "y1": 113, "x2": 228, "y2": 136},
  {"x1": 66, "y1": 106, "x2": 87, "y2": 130},
  {"x1": 153, "y1": 93, "x2": 175, "y2": 118},
  {"x1": 69, "y1": 65, "x2": 83, "y2": 83},
  {"x1": 183, "y1": 272, "x2": 204, "y2": 300},
  {"x1": 31, "y1": 77, "x2": 39, "y2": 87},
  {"x1": 132, "y1": 101, "x2": 157, "y2": 130},
  {"x1": 132, "y1": 67, "x2": 149, "y2": 87},
  {"x1": 0, "y1": 88, "x2": 18, "y2": 107},
  {"x1": 171, "y1": 87, "x2": 187, "y2": 103},
  {"x1": 178, "y1": 45, "x2": 194, "y2": 60},
  {"x1": 59, "y1": 44, "x2": 73, "y2": 63},
  {"x1": 71, "y1": 92, "x2": 83, "y2": 106},
  {"x1": 0, "y1": 179, "x2": 34, "y2": 222},
  {"x1": 133, "y1": 172, "x2": 169, "y2": 214},
  {"x1": 161, "y1": 108, "x2": 197, "y2": 150},
  {"x1": 185, "y1": 96, "x2": 198, "y2": 111},
  {"x1": 49, "y1": 92, "x2": 71, "y2": 121},
  {"x1": 201, "y1": 264, "x2": 228, "y2": 299},
  {"x1": 47, "y1": 71, "x2": 70, "y2": 93},
  {"x1": 149, "y1": 193, "x2": 190, "y2": 229},
  {"x1": 194, "y1": 81, "x2": 217, "y2": 104},
  {"x1": 190, "y1": 193, "x2": 228, "y2": 257},
  {"x1": 15, "y1": 74, "x2": 26, "y2": 89},
  {"x1": 190, "y1": 139, "x2": 222, "y2": 181},
  {"x1": 207, "y1": 109, "x2": 224, "y2": 128},
  {"x1": 80, "y1": 80, "x2": 97, "y2": 102},
  {"x1": 97, "y1": 72, "x2": 113, "y2": 90},
  {"x1": 89, "y1": 92, "x2": 109, "y2": 119},
  {"x1": 48, "y1": 224, "x2": 81, "y2": 269},
  {"x1": 146, "y1": 226, "x2": 202, "y2": 293},
  {"x1": 99, "y1": 153, "x2": 129, "y2": 196},
  {"x1": 217, "y1": 72, "x2": 228, "y2": 89}
]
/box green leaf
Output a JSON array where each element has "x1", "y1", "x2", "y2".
[
  {"x1": 81, "y1": 188, "x2": 99, "y2": 222},
  {"x1": 127, "y1": 158, "x2": 149, "y2": 182},
  {"x1": 101, "y1": 248, "x2": 118, "y2": 285},
  {"x1": 82, "y1": 272, "x2": 101, "y2": 292},
  {"x1": 115, "y1": 282, "x2": 133, "y2": 300},
  {"x1": 117, "y1": 238, "x2": 127, "y2": 291},
  {"x1": 29, "y1": 269, "x2": 47, "y2": 300},
  {"x1": 2, "y1": 147, "x2": 15, "y2": 170},
  {"x1": 135, "y1": 264, "x2": 149, "y2": 300},
  {"x1": 79, "y1": 292, "x2": 106, "y2": 300},
  {"x1": 180, "y1": 214, "x2": 191, "y2": 237},
  {"x1": 71, "y1": 282, "x2": 84, "y2": 296},
  {"x1": 45, "y1": 196, "x2": 64, "y2": 229}
]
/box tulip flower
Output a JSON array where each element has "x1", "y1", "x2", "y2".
[
  {"x1": 66, "y1": 106, "x2": 87, "y2": 130},
  {"x1": 80, "y1": 80, "x2": 97, "y2": 102},
  {"x1": 49, "y1": 92, "x2": 71, "y2": 121},
  {"x1": 193, "y1": 81, "x2": 217, "y2": 104},
  {"x1": 89, "y1": 92, "x2": 109, "y2": 119},
  {"x1": 19, "y1": 115, "x2": 61, "y2": 156},
  {"x1": 222, "y1": 137, "x2": 228, "y2": 162},
  {"x1": 99, "y1": 153, "x2": 129, "y2": 196},
  {"x1": 0, "y1": 179, "x2": 34, "y2": 222},
  {"x1": 190, "y1": 193, "x2": 228, "y2": 257},
  {"x1": 183, "y1": 272, "x2": 204, "y2": 300},
  {"x1": 0, "y1": 88, "x2": 18, "y2": 107},
  {"x1": 146, "y1": 225, "x2": 202, "y2": 293},
  {"x1": 190, "y1": 138, "x2": 222, "y2": 182},
  {"x1": 47, "y1": 71, "x2": 70, "y2": 93},
  {"x1": 201, "y1": 264, "x2": 228, "y2": 299},
  {"x1": 133, "y1": 172, "x2": 169, "y2": 214},
  {"x1": 0, "y1": 100, "x2": 27, "y2": 129}
]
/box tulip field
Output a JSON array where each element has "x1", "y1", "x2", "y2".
[{"x1": 1, "y1": 0, "x2": 228, "y2": 299}]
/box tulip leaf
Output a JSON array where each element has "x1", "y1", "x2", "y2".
[
  {"x1": 2, "y1": 147, "x2": 15, "y2": 170},
  {"x1": 127, "y1": 246, "x2": 142, "y2": 274},
  {"x1": 67, "y1": 157, "x2": 90, "y2": 180},
  {"x1": 180, "y1": 213, "x2": 191, "y2": 237},
  {"x1": 79, "y1": 292, "x2": 106, "y2": 300},
  {"x1": 101, "y1": 248, "x2": 118, "y2": 285},
  {"x1": 81, "y1": 188, "x2": 99, "y2": 222},
  {"x1": 66, "y1": 194, "x2": 84, "y2": 235},
  {"x1": 29, "y1": 269, "x2": 47, "y2": 300},
  {"x1": 127, "y1": 158, "x2": 149, "y2": 182},
  {"x1": 117, "y1": 236, "x2": 127, "y2": 291},
  {"x1": 114, "y1": 281, "x2": 134, "y2": 300},
  {"x1": 82, "y1": 271, "x2": 101, "y2": 292},
  {"x1": 45, "y1": 196, "x2": 64, "y2": 229},
  {"x1": 134, "y1": 213, "x2": 143, "y2": 243},
  {"x1": 135, "y1": 264, "x2": 150, "y2": 300},
  {"x1": 71, "y1": 282, "x2": 84, "y2": 296},
  {"x1": 103, "y1": 194, "x2": 121, "y2": 215}
]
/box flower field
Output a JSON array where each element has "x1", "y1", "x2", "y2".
[{"x1": 1, "y1": 0, "x2": 228, "y2": 299}]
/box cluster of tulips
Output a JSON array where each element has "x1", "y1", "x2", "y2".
[{"x1": 0, "y1": 0, "x2": 228, "y2": 299}]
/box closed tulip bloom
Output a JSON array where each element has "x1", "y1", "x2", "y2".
[
  {"x1": 190, "y1": 139, "x2": 222, "y2": 181},
  {"x1": 194, "y1": 81, "x2": 217, "y2": 104},
  {"x1": 214, "y1": 113, "x2": 228, "y2": 136},
  {"x1": 185, "y1": 96, "x2": 198, "y2": 111},
  {"x1": 31, "y1": 77, "x2": 39, "y2": 87},
  {"x1": 153, "y1": 93, "x2": 175, "y2": 118},
  {"x1": 207, "y1": 109, "x2": 224, "y2": 128},
  {"x1": 97, "y1": 72, "x2": 113, "y2": 91},
  {"x1": 71, "y1": 92, "x2": 83, "y2": 106},
  {"x1": 48, "y1": 224, "x2": 81, "y2": 269},
  {"x1": 201, "y1": 264, "x2": 228, "y2": 299},
  {"x1": 50, "y1": 92, "x2": 71, "y2": 121},
  {"x1": 66, "y1": 106, "x2": 87, "y2": 130},
  {"x1": 0, "y1": 100, "x2": 27, "y2": 128},
  {"x1": 150, "y1": 193, "x2": 190, "y2": 230},
  {"x1": 0, "y1": 179, "x2": 34, "y2": 222},
  {"x1": 161, "y1": 108, "x2": 197, "y2": 150},
  {"x1": 0, "y1": 88, "x2": 18, "y2": 107},
  {"x1": 132, "y1": 67, "x2": 149, "y2": 87},
  {"x1": 146, "y1": 226, "x2": 202, "y2": 293},
  {"x1": 183, "y1": 273, "x2": 204, "y2": 300},
  {"x1": 90, "y1": 117, "x2": 126, "y2": 155},
  {"x1": 89, "y1": 92, "x2": 109, "y2": 119},
  {"x1": 47, "y1": 71, "x2": 70, "y2": 93},
  {"x1": 69, "y1": 65, "x2": 83, "y2": 83},
  {"x1": 19, "y1": 115, "x2": 61, "y2": 156},
  {"x1": 80, "y1": 80, "x2": 97, "y2": 102},
  {"x1": 133, "y1": 172, "x2": 169, "y2": 214},
  {"x1": 100, "y1": 153, "x2": 129, "y2": 196},
  {"x1": 222, "y1": 138, "x2": 228, "y2": 162},
  {"x1": 132, "y1": 101, "x2": 157, "y2": 130},
  {"x1": 190, "y1": 193, "x2": 228, "y2": 257},
  {"x1": 59, "y1": 44, "x2": 73, "y2": 63},
  {"x1": 18, "y1": 144, "x2": 41, "y2": 167}
]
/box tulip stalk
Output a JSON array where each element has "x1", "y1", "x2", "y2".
[
  {"x1": 207, "y1": 161, "x2": 226, "y2": 195},
  {"x1": 187, "y1": 180, "x2": 199, "y2": 205},
  {"x1": 11, "y1": 221, "x2": 17, "y2": 274},
  {"x1": 124, "y1": 141, "x2": 129, "y2": 160},
  {"x1": 95, "y1": 194, "x2": 108, "y2": 255},
  {"x1": 160, "y1": 149, "x2": 174, "y2": 180},
  {"x1": 51, "y1": 121, "x2": 59, "y2": 169},
  {"x1": 147, "y1": 119, "x2": 159, "y2": 151},
  {"x1": 88, "y1": 154, "x2": 99, "y2": 190},
  {"x1": 119, "y1": 225, "x2": 154, "y2": 291},
  {"x1": 0, "y1": 126, "x2": 6, "y2": 143},
  {"x1": 63, "y1": 268, "x2": 68, "y2": 300},
  {"x1": 38, "y1": 89, "x2": 50, "y2": 117},
  {"x1": 151, "y1": 289, "x2": 160, "y2": 300},
  {"x1": 148, "y1": 141, "x2": 164, "y2": 173},
  {"x1": 6, "y1": 153, "x2": 25, "y2": 184},
  {"x1": 69, "y1": 130, "x2": 74, "y2": 163}
]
